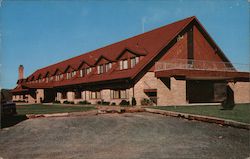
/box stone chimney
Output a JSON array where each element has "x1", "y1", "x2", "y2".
[{"x1": 18, "y1": 65, "x2": 24, "y2": 80}]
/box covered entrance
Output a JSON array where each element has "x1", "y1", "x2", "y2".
[{"x1": 186, "y1": 80, "x2": 227, "y2": 103}]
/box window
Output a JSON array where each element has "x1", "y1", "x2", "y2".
[
  {"x1": 105, "y1": 63, "x2": 112, "y2": 72},
  {"x1": 46, "y1": 77, "x2": 49, "y2": 83},
  {"x1": 74, "y1": 91, "x2": 82, "y2": 99},
  {"x1": 50, "y1": 76, "x2": 54, "y2": 81},
  {"x1": 120, "y1": 60, "x2": 128, "y2": 70},
  {"x1": 86, "y1": 67, "x2": 92, "y2": 74},
  {"x1": 90, "y1": 91, "x2": 101, "y2": 99},
  {"x1": 60, "y1": 74, "x2": 63, "y2": 79},
  {"x1": 66, "y1": 72, "x2": 72, "y2": 79},
  {"x1": 72, "y1": 71, "x2": 76, "y2": 77},
  {"x1": 97, "y1": 65, "x2": 104, "y2": 74},
  {"x1": 131, "y1": 57, "x2": 139, "y2": 68},
  {"x1": 80, "y1": 69, "x2": 84, "y2": 77},
  {"x1": 110, "y1": 90, "x2": 128, "y2": 99},
  {"x1": 55, "y1": 75, "x2": 59, "y2": 81},
  {"x1": 61, "y1": 92, "x2": 67, "y2": 99}
]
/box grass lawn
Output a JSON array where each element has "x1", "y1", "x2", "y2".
[
  {"x1": 152, "y1": 103, "x2": 250, "y2": 124},
  {"x1": 16, "y1": 104, "x2": 96, "y2": 115}
]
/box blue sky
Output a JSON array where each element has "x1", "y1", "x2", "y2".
[{"x1": 0, "y1": 0, "x2": 249, "y2": 89}]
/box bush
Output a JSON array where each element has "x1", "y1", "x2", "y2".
[
  {"x1": 53, "y1": 100, "x2": 61, "y2": 104},
  {"x1": 111, "y1": 102, "x2": 116, "y2": 106},
  {"x1": 140, "y1": 98, "x2": 153, "y2": 106},
  {"x1": 102, "y1": 101, "x2": 110, "y2": 105},
  {"x1": 131, "y1": 97, "x2": 137, "y2": 106},
  {"x1": 120, "y1": 100, "x2": 130, "y2": 106},
  {"x1": 13, "y1": 100, "x2": 26, "y2": 103},
  {"x1": 70, "y1": 101, "x2": 75, "y2": 104},
  {"x1": 63, "y1": 100, "x2": 70, "y2": 104},
  {"x1": 221, "y1": 99, "x2": 235, "y2": 110},
  {"x1": 78, "y1": 100, "x2": 91, "y2": 105},
  {"x1": 97, "y1": 101, "x2": 102, "y2": 105},
  {"x1": 97, "y1": 100, "x2": 110, "y2": 105}
]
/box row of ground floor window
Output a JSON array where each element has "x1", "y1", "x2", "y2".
[
  {"x1": 13, "y1": 89, "x2": 151, "y2": 106},
  {"x1": 12, "y1": 74, "x2": 250, "y2": 106}
]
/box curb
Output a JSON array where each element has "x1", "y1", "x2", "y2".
[
  {"x1": 26, "y1": 110, "x2": 98, "y2": 119},
  {"x1": 25, "y1": 108, "x2": 250, "y2": 130},
  {"x1": 145, "y1": 108, "x2": 250, "y2": 130}
]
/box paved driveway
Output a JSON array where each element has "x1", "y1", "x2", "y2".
[{"x1": 0, "y1": 113, "x2": 249, "y2": 159}]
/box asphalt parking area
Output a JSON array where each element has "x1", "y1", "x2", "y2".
[{"x1": 0, "y1": 113, "x2": 249, "y2": 159}]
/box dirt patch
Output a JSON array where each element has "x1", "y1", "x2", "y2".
[{"x1": 0, "y1": 113, "x2": 249, "y2": 159}]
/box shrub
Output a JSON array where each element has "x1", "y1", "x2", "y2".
[
  {"x1": 78, "y1": 100, "x2": 91, "y2": 105},
  {"x1": 120, "y1": 100, "x2": 130, "y2": 106},
  {"x1": 97, "y1": 100, "x2": 110, "y2": 105},
  {"x1": 70, "y1": 101, "x2": 75, "y2": 104},
  {"x1": 221, "y1": 99, "x2": 235, "y2": 110},
  {"x1": 53, "y1": 100, "x2": 61, "y2": 104},
  {"x1": 111, "y1": 102, "x2": 116, "y2": 106},
  {"x1": 13, "y1": 100, "x2": 26, "y2": 103},
  {"x1": 102, "y1": 101, "x2": 110, "y2": 105},
  {"x1": 97, "y1": 101, "x2": 102, "y2": 105},
  {"x1": 131, "y1": 97, "x2": 137, "y2": 106},
  {"x1": 140, "y1": 98, "x2": 153, "y2": 106},
  {"x1": 63, "y1": 100, "x2": 70, "y2": 104}
]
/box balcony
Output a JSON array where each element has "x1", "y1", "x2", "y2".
[
  {"x1": 155, "y1": 59, "x2": 250, "y2": 81},
  {"x1": 155, "y1": 59, "x2": 250, "y2": 72}
]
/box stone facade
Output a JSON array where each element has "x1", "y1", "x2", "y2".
[
  {"x1": 51, "y1": 72, "x2": 188, "y2": 106},
  {"x1": 229, "y1": 82, "x2": 250, "y2": 104}
]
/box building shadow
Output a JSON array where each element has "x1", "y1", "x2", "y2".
[{"x1": 1, "y1": 115, "x2": 28, "y2": 129}]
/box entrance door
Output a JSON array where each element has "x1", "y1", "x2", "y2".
[{"x1": 186, "y1": 80, "x2": 214, "y2": 103}]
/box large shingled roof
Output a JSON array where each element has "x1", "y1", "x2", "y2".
[{"x1": 13, "y1": 16, "x2": 231, "y2": 91}]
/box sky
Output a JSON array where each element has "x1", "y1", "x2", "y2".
[{"x1": 0, "y1": 0, "x2": 249, "y2": 89}]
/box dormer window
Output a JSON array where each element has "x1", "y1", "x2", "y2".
[
  {"x1": 130, "y1": 57, "x2": 139, "y2": 68},
  {"x1": 55, "y1": 75, "x2": 60, "y2": 81},
  {"x1": 97, "y1": 64, "x2": 104, "y2": 74},
  {"x1": 105, "y1": 63, "x2": 112, "y2": 72},
  {"x1": 86, "y1": 67, "x2": 92, "y2": 74},
  {"x1": 50, "y1": 76, "x2": 54, "y2": 81},
  {"x1": 71, "y1": 71, "x2": 76, "y2": 77},
  {"x1": 66, "y1": 72, "x2": 72, "y2": 79},
  {"x1": 80, "y1": 69, "x2": 84, "y2": 77},
  {"x1": 46, "y1": 77, "x2": 49, "y2": 83},
  {"x1": 120, "y1": 60, "x2": 128, "y2": 70}
]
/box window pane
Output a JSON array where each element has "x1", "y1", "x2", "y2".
[
  {"x1": 114, "y1": 90, "x2": 119, "y2": 99},
  {"x1": 100, "y1": 65, "x2": 103, "y2": 73},
  {"x1": 135, "y1": 57, "x2": 139, "y2": 64},
  {"x1": 121, "y1": 90, "x2": 126, "y2": 98},
  {"x1": 120, "y1": 61, "x2": 123, "y2": 70},
  {"x1": 123, "y1": 60, "x2": 128, "y2": 69},
  {"x1": 131, "y1": 58, "x2": 136, "y2": 68},
  {"x1": 97, "y1": 66, "x2": 100, "y2": 74},
  {"x1": 75, "y1": 91, "x2": 82, "y2": 99},
  {"x1": 96, "y1": 92, "x2": 101, "y2": 99}
]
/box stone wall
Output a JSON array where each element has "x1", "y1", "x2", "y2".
[
  {"x1": 53, "y1": 72, "x2": 188, "y2": 106},
  {"x1": 36, "y1": 89, "x2": 44, "y2": 103},
  {"x1": 133, "y1": 72, "x2": 157, "y2": 105},
  {"x1": 157, "y1": 77, "x2": 187, "y2": 106},
  {"x1": 229, "y1": 82, "x2": 250, "y2": 104}
]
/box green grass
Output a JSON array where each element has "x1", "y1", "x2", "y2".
[
  {"x1": 153, "y1": 103, "x2": 250, "y2": 123},
  {"x1": 16, "y1": 104, "x2": 96, "y2": 115}
]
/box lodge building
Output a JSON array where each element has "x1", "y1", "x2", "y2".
[{"x1": 12, "y1": 16, "x2": 250, "y2": 105}]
